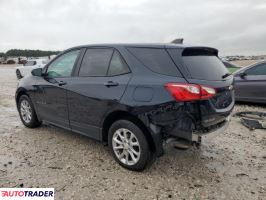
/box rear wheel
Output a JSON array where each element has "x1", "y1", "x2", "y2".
[
  {"x1": 16, "y1": 69, "x2": 23, "y2": 79},
  {"x1": 18, "y1": 95, "x2": 41, "y2": 128},
  {"x1": 108, "y1": 120, "x2": 153, "y2": 171}
]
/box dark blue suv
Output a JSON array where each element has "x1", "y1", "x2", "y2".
[{"x1": 16, "y1": 44, "x2": 234, "y2": 171}]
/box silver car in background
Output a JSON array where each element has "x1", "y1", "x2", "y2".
[{"x1": 234, "y1": 60, "x2": 266, "y2": 104}]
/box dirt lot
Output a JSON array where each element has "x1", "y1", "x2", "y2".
[
  {"x1": 0, "y1": 64, "x2": 265, "y2": 200},
  {"x1": 232, "y1": 59, "x2": 260, "y2": 67}
]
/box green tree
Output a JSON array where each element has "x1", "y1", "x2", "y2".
[{"x1": 5, "y1": 49, "x2": 60, "y2": 57}]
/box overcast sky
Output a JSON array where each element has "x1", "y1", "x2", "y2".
[{"x1": 0, "y1": 0, "x2": 265, "y2": 55}]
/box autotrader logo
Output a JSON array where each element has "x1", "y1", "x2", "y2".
[{"x1": 0, "y1": 188, "x2": 54, "y2": 199}]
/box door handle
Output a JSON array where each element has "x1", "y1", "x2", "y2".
[
  {"x1": 104, "y1": 81, "x2": 119, "y2": 87},
  {"x1": 58, "y1": 81, "x2": 67, "y2": 86}
]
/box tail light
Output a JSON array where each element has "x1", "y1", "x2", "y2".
[{"x1": 165, "y1": 83, "x2": 216, "y2": 101}]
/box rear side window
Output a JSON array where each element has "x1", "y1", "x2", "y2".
[
  {"x1": 127, "y1": 48, "x2": 181, "y2": 76},
  {"x1": 79, "y1": 48, "x2": 113, "y2": 76},
  {"x1": 108, "y1": 51, "x2": 130, "y2": 76},
  {"x1": 245, "y1": 63, "x2": 266, "y2": 75},
  {"x1": 182, "y1": 56, "x2": 228, "y2": 80}
]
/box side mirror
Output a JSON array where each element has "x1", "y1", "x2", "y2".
[
  {"x1": 239, "y1": 72, "x2": 247, "y2": 79},
  {"x1": 31, "y1": 68, "x2": 43, "y2": 77}
]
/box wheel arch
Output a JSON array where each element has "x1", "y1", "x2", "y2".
[
  {"x1": 102, "y1": 110, "x2": 157, "y2": 153},
  {"x1": 16, "y1": 88, "x2": 42, "y2": 128},
  {"x1": 15, "y1": 88, "x2": 29, "y2": 105}
]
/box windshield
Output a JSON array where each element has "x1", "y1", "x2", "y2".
[
  {"x1": 25, "y1": 61, "x2": 37, "y2": 66},
  {"x1": 42, "y1": 60, "x2": 49, "y2": 64}
]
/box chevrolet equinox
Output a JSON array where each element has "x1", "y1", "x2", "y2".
[{"x1": 16, "y1": 44, "x2": 234, "y2": 171}]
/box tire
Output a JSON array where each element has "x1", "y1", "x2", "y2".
[
  {"x1": 16, "y1": 69, "x2": 23, "y2": 79},
  {"x1": 18, "y1": 95, "x2": 42, "y2": 128},
  {"x1": 108, "y1": 120, "x2": 153, "y2": 171}
]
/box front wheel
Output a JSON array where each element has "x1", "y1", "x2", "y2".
[
  {"x1": 18, "y1": 95, "x2": 42, "y2": 128},
  {"x1": 108, "y1": 120, "x2": 153, "y2": 171}
]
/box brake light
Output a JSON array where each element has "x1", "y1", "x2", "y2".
[
  {"x1": 165, "y1": 83, "x2": 216, "y2": 101},
  {"x1": 201, "y1": 85, "x2": 216, "y2": 99}
]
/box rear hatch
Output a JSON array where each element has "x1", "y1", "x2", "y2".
[{"x1": 168, "y1": 47, "x2": 234, "y2": 128}]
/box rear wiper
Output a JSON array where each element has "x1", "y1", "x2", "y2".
[{"x1": 222, "y1": 73, "x2": 232, "y2": 79}]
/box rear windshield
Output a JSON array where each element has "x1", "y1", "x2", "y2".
[
  {"x1": 127, "y1": 47, "x2": 181, "y2": 77},
  {"x1": 168, "y1": 48, "x2": 228, "y2": 81},
  {"x1": 182, "y1": 56, "x2": 229, "y2": 80}
]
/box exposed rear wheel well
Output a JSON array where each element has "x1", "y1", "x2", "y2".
[{"x1": 102, "y1": 111, "x2": 156, "y2": 153}]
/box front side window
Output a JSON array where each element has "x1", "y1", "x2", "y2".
[
  {"x1": 47, "y1": 50, "x2": 80, "y2": 78},
  {"x1": 245, "y1": 63, "x2": 266, "y2": 75},
  {"x1": 107, "y1": 51, "x2": 130, "y2": 76},
  {"x1": 79, "y1": 48, "x2": 113, "y2": 76}
]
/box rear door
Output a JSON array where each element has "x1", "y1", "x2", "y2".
[
  {"x1": 67, "y1": 48, "x2": 131, "y2": 140},
  {"x1": 168, "y1": 47, "x2": 234, "y2": 127},
  {"x1": 234, "y1": 63, "x2": 266, "y2": 102}
]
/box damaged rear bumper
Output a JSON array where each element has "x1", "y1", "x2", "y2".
[
  {"x1": 192, "y1": 116, "x2": 230, "y2": 143},
  {"x1": 168, "y1": 115, "x2": 231, "y2": 143}
]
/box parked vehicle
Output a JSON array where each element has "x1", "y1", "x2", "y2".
[
  {"x1": 15, "y1": 44, "x2": 234, "y2": 171},
  {"x1": 0, "y1": 57, "x2": 5, "y2": 64},
  {"x1": 222, "y1": 61, "x2": 241, "y2": 73},
  {"x1": 15, "y1": 59, "x2": 48, "y2": 79},
  {"x1": 234, "y1": 60, "x2": 266, "y2": 104}
]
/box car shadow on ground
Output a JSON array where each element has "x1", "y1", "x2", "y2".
[{"x1": 36, "y1": 123, "x2": 214, "y2": 180}]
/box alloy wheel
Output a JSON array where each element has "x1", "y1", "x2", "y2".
[
  {"x1": 112, "y1": 128, "x2": 141, "y2": 166},
  {"x1": 20, "y1": 99, "x2": 32, "y2": 123}
]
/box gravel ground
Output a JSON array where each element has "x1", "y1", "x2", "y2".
[{"x1": 0, "y1": 65, "x2": 265, "y2": 200}]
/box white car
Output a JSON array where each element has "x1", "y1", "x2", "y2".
[{"x1": 15, "y1": 59, "x2": 48, "y2": 79}]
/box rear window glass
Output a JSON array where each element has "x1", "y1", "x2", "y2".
[
  {"x1": 182, "y1": 56, "x2": 229, "y2": 80},
  {"x1": 127, "y1": 48, "x2": 181, "y2": 76}
]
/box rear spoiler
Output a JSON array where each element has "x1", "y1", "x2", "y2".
[{"x1": 182, "y1": 47, "x2": 218, "y2": 56}]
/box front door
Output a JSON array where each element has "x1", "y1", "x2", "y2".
[{"x1": 34, "y1": 49, "x2": 81, "y2": 129}]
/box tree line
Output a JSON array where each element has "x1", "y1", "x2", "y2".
[{"x1": 0, "y1": 49, "x2": 61, "y2": 58}]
